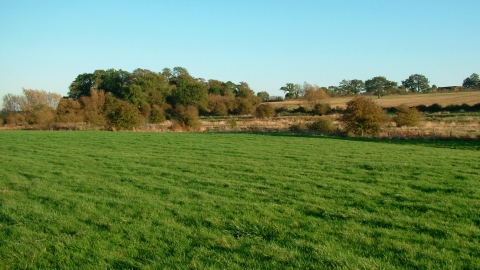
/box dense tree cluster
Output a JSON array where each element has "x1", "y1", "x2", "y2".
[
  {"x1": 0, "y1": 67, "x2": 268, "y2": 129},
  {"x1": 60, "y1": 67, "x2": 269, "y2": 129}
]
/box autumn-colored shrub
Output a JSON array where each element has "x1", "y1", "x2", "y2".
[
  {"x1": 393, "y1": 104, "x2": 422, "y2": 127},
  {"x1": 289, "y1": 122, "x2": 307, "y2": 133},
  {"x1": 170, "y1": 121, "x2": 184, "y2": 132},
  {"x1": 79, "y1": 90, "x2": 107, "y2": 125},
  {"x1": 4, "y1": 113, "x2": 26, "y2": 126},
  {"x1": 212, "y1": 102, "x2": 229, "y2": 116},
  {"x1": 140, "y1": 102, "x2": 151, "y2": 120},
  {"x1": 28, "y1": 105, "x2": 56, "y2": 127},
  {"x1": 175, "y1": 105, "x2": 201, "y2": 130},
  {"x1": 341, "y1": 96, "x2": 387, "y2": 136},
  {"x1": 254, "y1": 103, "x2": 275, "y2": 119},
  {"x1": 56, "y1": 98, "x2": 84, "y2": 123},
  {"x1": 208, "y1": 94, "x2": 235, "y2": 116},
  {"x1": 313, "y1": 103, "x2": 331, "y2": 116},
  {"x1": 303, "y1": 84, "x2": 329, "y2": 109},
  {"x1": 308, "y1": 117, "x2": 334, "y2": 134},
  {"x1": 235, "y1": 99, "x2": 254, "y2": 115}
]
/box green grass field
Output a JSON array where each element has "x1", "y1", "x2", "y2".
[{"x1": 1, "y1": 131, "x2": 479, "y2": 269}]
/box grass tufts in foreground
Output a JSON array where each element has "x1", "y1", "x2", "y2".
[{"x1": 0, "y1": 131, "x2": 479, "y2": 268}]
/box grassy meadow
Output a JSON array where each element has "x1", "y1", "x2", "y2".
[{"x1": 1, "y1": 131, "x2": 479, "y2": 269}]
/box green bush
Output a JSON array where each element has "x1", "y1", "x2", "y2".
[
  {"x1": 149, "y1": 105, "x2": 165, "y2": 124},
  {"x1": 393, "y1": 104, "x2": 422, "y2": 127},
  {"x1": 275, "y1": 105, "x2": 289, "y2": 114},
  {"x1": 308, "y1": 117, "x2": 334, "y2": 134},
  {"x1": 313, "y1": 103, "x2": 331, "y2": 116},
  {"x1": 460, "y1": 103, "x2": 471, "y2": 112},
  {"x1": 228, "y1": 117, "x2": 237, "y2": 130},
  {"x1": 105, "y1": 97, "x2": 142, "y2": 130},
  {"x1": 291, "y1": 106, "x2": 308, "y2": 114},
  {"x1": 254, "y1": 103, "x2": 275, "y2": 118},
  {"x1": 341, "y1": 96, "x2": 387, "y2": 136},
  {"x1": 416, "y1": 104, "x2": 428, "y2": 112},
  {"x1": 427, "y1": 103, "x2": 442, "y2": 113}
]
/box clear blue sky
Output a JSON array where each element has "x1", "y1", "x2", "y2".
[{"x1": 1, "y1": 0, "x2": 479, "y2": 100}]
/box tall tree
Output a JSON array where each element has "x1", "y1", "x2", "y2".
[
  {"x1": 68, "y1": 73, "x2": 98, "y2": 99},
  {"x1": 169, "y1": 70, "x2": 208, "y2": 109},
  {"x1": 280, "y1": 83, "x2": 296, "y2": 99},
  {"x1": 339, "y1": 79, "x2": 365, "y2": 95},
  {"x1": 365, "y1": 76, "x2": 398, "y2": 97},
  {"x1": 98, "y1": 69, "x2": 134, "y2": 98},
  {"x1": 131, "y1": 68, "x2": 171, "y2": 106},
  {"x1": 402, "y1": 74, "x2": 430, "y2": 93},
  {"x1": 207, "y1": 79, "x2": 224, "y2": 95},
  {"x1": 2, "y1": 93, "x2": 23, "y2": 112},
  {"x1": 234, "y1": 82, "x2": 255, "y2": 99},
  {"x1": 326, "y1": 86, "x2": 340, "y2": 96},
  {"x1": 121, "y1": 84, "x2": 144, "y2": 108},
  {"x1": 68, "y1": 69, "x2": 134, "y2": 99},
  {"x1": 462, "y1": 73, "x2": 480, "y2": 89},
  {"x1": 294, "y1": 83, "x2": 305, "y2": 97},
  {"x1": 223, "y1": 81, "x2": 237, "y2": 96},
  {"x1": 256, "y1": 91, "x2": 270, "y2": 101}
]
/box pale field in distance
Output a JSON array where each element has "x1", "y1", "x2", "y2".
[{"x1": 273, "y1": 91, "x2": 480, "y2": 109}]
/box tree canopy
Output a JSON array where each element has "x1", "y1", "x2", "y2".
[
  {"x1": 280, "y1": 83, "x2": 297, "y2": 99},
  {"x1": 58, "y1": 67, "x2": 270, "y2": 128},
  {"x1": 341, "y1": 96, "x2": 387, "y2": 136},
  {"x1": 338, "y1": 79, "x2": 365, "y2": 95},
  {"x1": 462, "y1": 73, "x2": 480, "y2": 89},
  {"x1": 365, "y1": 77, "x2": 398, "y2": 97},
  {"x1": 402, "y1": 74, "x2": 430, "y2": 93}
]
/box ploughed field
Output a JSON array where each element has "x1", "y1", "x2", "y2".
[{"x1": 0, "y1": 131, "x2": 479, "y2": 269}]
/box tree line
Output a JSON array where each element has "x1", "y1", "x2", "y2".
[
  {"x1": 280, "y1": 73, "x2": 480, "y2": 99},
  {"x1": 1, "y1": 67, "x2": 272, "y2": 129},
  {"x1": 1, "y1": 67, "x2": 479, "y2": 131}
]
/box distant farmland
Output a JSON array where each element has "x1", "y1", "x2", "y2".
[
  {"x1": 274, "y1": 91, "x2": 480, "y2": 109},
  {"x1": 1, "y1": 131, "x2": 479, "y2": 268}
]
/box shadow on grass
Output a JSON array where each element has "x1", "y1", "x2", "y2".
[{"x1": 247, "y1": 132, "x2": 480, "y2": 150}]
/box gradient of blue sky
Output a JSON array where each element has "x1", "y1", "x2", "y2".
[{"x1": 1, "y1": 0, "x2": 479, "y2": 100}]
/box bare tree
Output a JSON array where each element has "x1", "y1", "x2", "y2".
[{"x1": 2, "y1": 93, "x2": 23, "y2": 112}]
